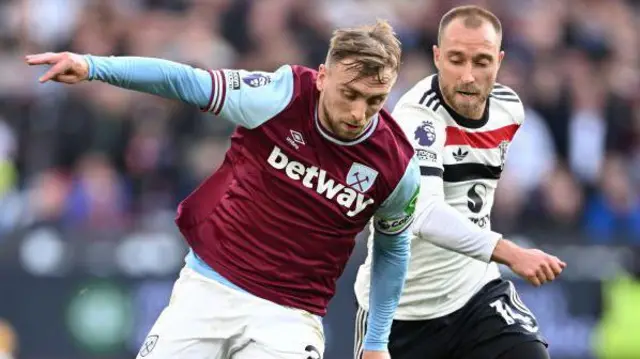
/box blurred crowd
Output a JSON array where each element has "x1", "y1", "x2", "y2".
[{"x1": 1, "y1": 0, "x2": 640, "y2": 244}]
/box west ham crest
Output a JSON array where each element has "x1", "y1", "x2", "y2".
[
  {"x1": 346, "y1": 163, "x2": 378, "y2": 193},
  {"x1": 138, "y1": 335, "x2": 159, "y2": 357}
]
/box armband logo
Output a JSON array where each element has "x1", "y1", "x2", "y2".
[
  {"x1": 404, "y1": 186, "x2": 419, "y2": 216},
  {"x1": 375, "y1": 187, "x2": 419, "y2": 235}
]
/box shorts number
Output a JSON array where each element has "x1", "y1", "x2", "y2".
[{"x1": 489, "y1": 299, "x2": 538, "y2": 333}]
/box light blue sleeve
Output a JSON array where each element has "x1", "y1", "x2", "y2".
[
  {"x1": 85, "y1": 55, "x2": 294, "y2": 129},
  {"x1": 364, "y1": 156, "x2": 420, "y2": 351}
]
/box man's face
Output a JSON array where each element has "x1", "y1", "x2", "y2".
[
  {"x1": 316, "y1": 59, "x2": 396, "y2": 140},
  {"x1": 434, "y1": 17, "x2": 503, "y2": 119}
]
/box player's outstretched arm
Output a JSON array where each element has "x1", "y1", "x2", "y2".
[
  {"x1": 413, "y1": 185, "x2": 502, "y2": 262},
  {"x1": 414, "y1": 191, "x2": 566, "y2": 286},
  {"x1": 394, "y1": 103, "x2": 566, "y2": 286},
  {"x1": 362, "y1": 158, "x2": 420, "y2": 358},
  {"x1": 392, "y1": 103, "x2": 501, "y2": 261},
  {"x1": 26, "y1": 52, "x2": 295, "y2": 129},
  {"x1": 26, "y1": 52, "x2": 212, "y2": 108}
]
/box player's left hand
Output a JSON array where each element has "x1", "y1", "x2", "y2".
[{"x1": 362, "y1": 350, "x2": 391, "y2": 359}]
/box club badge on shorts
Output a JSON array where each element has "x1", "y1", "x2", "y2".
[{"x1": 138, "y1": 335, "x2": 159, "y2": 357}]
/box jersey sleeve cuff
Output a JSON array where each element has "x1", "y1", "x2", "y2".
[
  {"x1": 480, "y1": 231, "x2": 502, "y2": 263},
  {"x1": 83, "y1": 54, "x2": 96, "y2": 81},
  {"x1": 201, "y1": 69, "x2": 226, "y2": 115}
]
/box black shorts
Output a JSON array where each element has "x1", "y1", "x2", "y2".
[{"x1": 354, "y1": 278, "x2": 547, "y2": 359}]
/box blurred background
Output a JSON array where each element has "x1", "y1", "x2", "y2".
[{"x1": 0, "y1": 0, "x2": 639, "y2": 358}]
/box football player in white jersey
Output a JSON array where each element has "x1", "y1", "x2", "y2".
[{"x1": 354, "y1": 5, "x2": 565, "y2": 359}]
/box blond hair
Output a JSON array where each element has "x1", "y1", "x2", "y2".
[
  {"x1": 326, "y1": 19, "x2": 401, "y2": 84},
  {"x1": 438, "y1": 5, "x2": 502, "y2": 45}
]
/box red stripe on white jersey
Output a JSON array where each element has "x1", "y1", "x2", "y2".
[{"x1": 445, "y1": 124, "x2": 519, "y2": 149}]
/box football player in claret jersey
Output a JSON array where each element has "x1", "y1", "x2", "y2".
[
  {"x1": 354, "y1": 6, "x2": 565, "y2": 359},
  {"x1": 26, "y1": 20, "x2": 419, "y2": 359}
]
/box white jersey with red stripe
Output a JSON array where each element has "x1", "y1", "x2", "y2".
[{"x1": 355, "y1": 74, "x2": 525, "y2": 320}]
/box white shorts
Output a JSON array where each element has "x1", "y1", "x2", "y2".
[{"x1": 136, "y1": 267, "x2": 325, "y2": 359}]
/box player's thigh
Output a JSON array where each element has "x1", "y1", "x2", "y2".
[
  {"x1": 353, "y1": 305, "x2": 450, "y2": 359},
  {"x1": 233, "y1": 340, "x2": 323, "y2": 359},
  {"x1": 135, "y1": 267, "x2": 249, "y2": 359},
  {"x1": 135, "y1": 306, "x2": 229, "y2": 359},
  {"x1": 453, "y1": 279, "x2": 547, "y2": 359},
  {"x1": 353, "y1": 305, "x2": 368, "y2": 359},
  {"x1": 496, "y1": 341, "x2": 550, "y2": 359},
  {"x1": 235, "y1": 304, "x2": 325, "y2": 359},
  {"x1": 136, "y1": 332, "x2": 223, "y2": 359}
]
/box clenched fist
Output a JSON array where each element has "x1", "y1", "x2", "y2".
[
  {"x1": 492, "y1": 239, "x2": 566, "y2": 287},
  {"x1": 25, "y1": 52, "x2": 89, "y2": 84},
  {"x1": 509, "y1": 248, "x2": 565, "y2": 286}
]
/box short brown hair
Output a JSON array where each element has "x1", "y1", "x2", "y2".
[
  {"x1": 326, "y1": 19, "x2": 401, "y2": 84},
  {"x1": 438, "y1": 5, "x2": 502, "y2": 45}
]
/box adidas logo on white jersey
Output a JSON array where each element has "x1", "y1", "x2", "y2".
[
  {"x1": 267, "y1": 146, "x2": 375, "y2": 217},
  {"x1": 452, "y1": 148, "x2": 468, "y2": 161}
]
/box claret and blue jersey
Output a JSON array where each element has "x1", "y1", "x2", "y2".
[{"x1": 85, "y1": 55, "x2": 420, "y2": 351}]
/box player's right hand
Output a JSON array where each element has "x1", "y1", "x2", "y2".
[
  {"x1": 492, "y1": 239, "x2": 566, "y2": 287},
  {"x1": 508, "y1": 247, "x2": 566, "y2": 287},
  {"x1": 25, "y1": 52, "x2": 89, "y2": 84}
]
